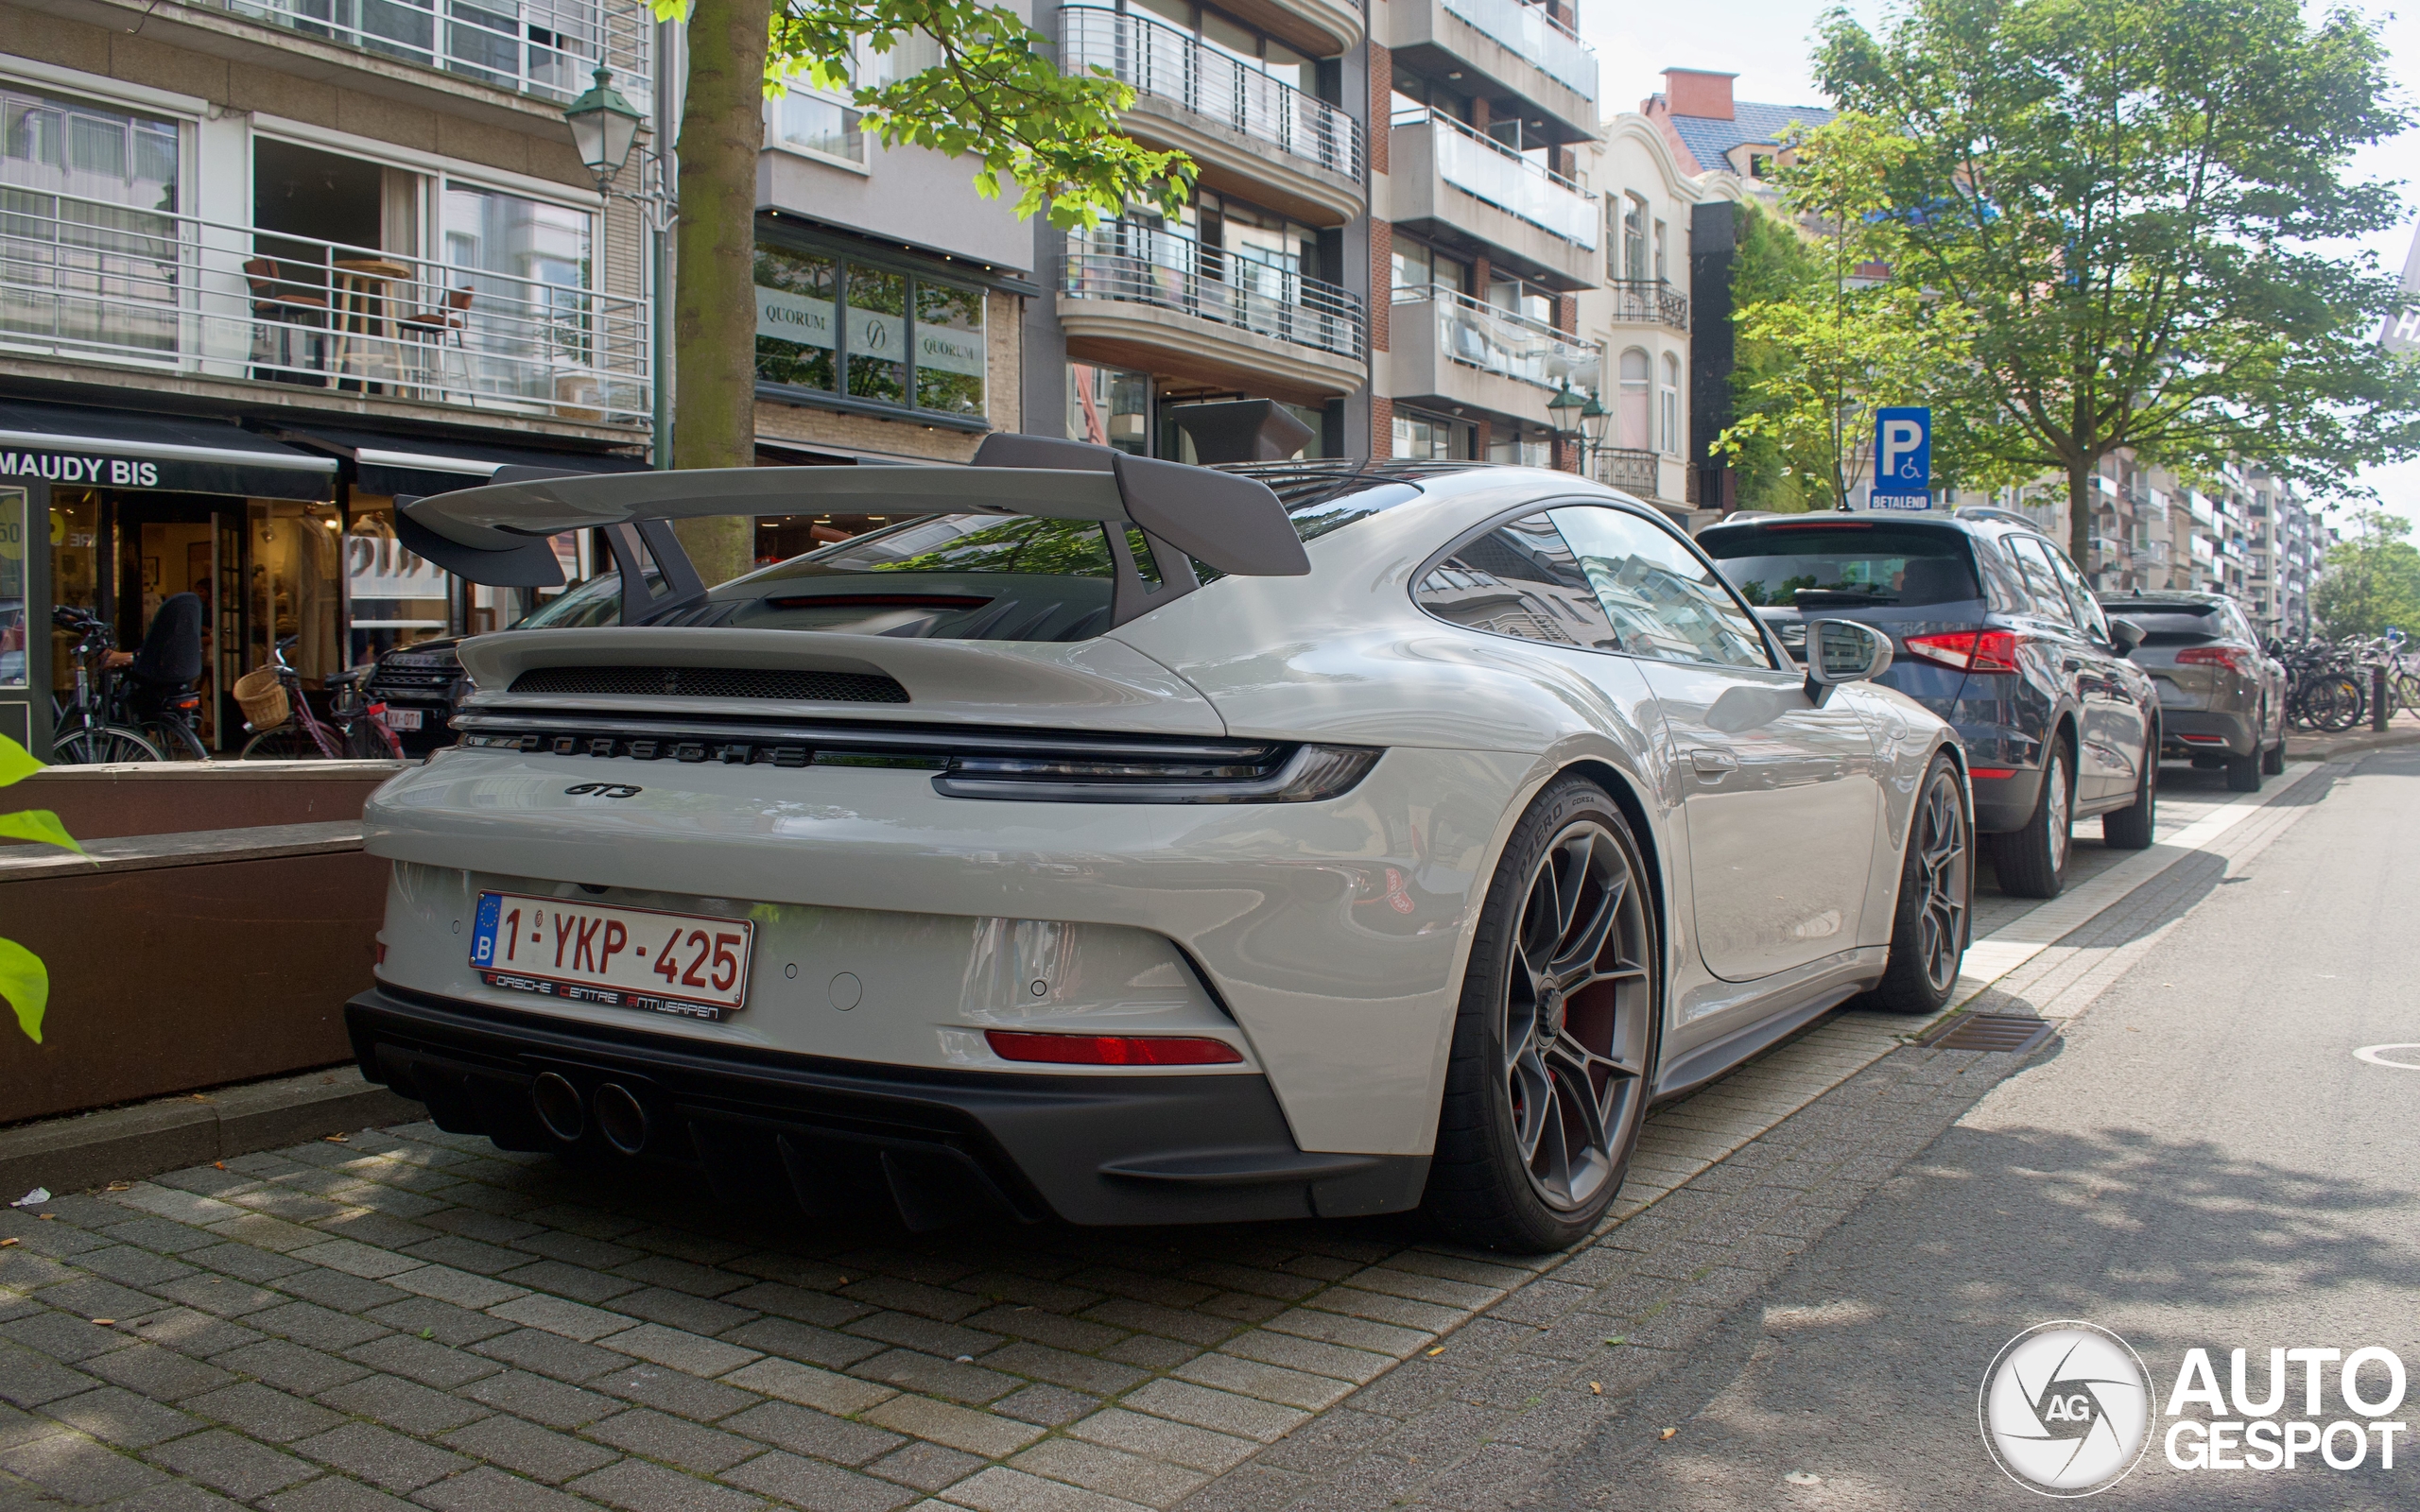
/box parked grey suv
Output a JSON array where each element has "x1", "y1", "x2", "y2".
[
  {"x1": 1699, "y1": 507, "x2": 2159, "y2": 901},
  {"x1": 2095, "y1": 590, "x2": 2285, "y2": 792}
]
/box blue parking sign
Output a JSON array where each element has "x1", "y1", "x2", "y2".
[{"x1": 1870, "y1": 406, "x2": 1931, "y2": 510}]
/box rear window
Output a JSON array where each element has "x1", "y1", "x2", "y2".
[
  {"x1": 1699, "y1": 524, "x2": 1981, "y2": 609},
  {"x1": 2100, "y1": 602, "x2": 2229, "y2": 644}
]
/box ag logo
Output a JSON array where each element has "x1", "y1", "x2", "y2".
[
  {"x1": 1980, "y1": 1321, "x2": 2152, "y2": 1497},
  {"x1": 563, "y1": 783, "x2": 643, "y2": 799}
]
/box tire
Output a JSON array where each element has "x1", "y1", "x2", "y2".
[
  {"x1": 241, "y1": 725, "x2": 328, "y2": 759},
  {"x1": 142, "y1": 718, "x2": 211, "y2": 762},
  {"x1": 2261, "y1": 740, "x2": 2285, "y2": 776},
  {"x1": 2225, "y1": 748, "x2": 2262, "y2": 793},
  {"x1": 1990, "y1": 743, "x2": 2072, "y2": 900},
  {"x1": 1425, "y1": 777, "x2": 1658, "y2": 1252},
  {"x1": 52, "y1": 726, "x2": 164, "y2": 765},
  {"x1": 2102, "y1": 734, "x2": 2157, "y2": 850},
  {"x1": 1866, "y1": 752, "x2": 1972, "y2": 1013}
]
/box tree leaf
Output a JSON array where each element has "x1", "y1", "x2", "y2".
[
  {"x1": 0, "y1": 937, "x2": 46, "y2": 1044},
  {"x1": 0, "y1": 810, "x2": 85, "y2": 856},
  {"x1": 0, "y1": 736, "x2": 42, "y2": 793}
]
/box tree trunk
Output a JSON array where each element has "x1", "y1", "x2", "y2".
[
  {"x1": 2066, "y1": 456, "x2": 2094, "y2": 570},
  {"x1": 670, "y1": 0, "x2": 769, "y2": 587}
]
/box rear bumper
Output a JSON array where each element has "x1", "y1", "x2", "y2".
[
  {"x1": 2160, "y1": 709, "x2": 2261, "y2": 758},
  {"x1": 346, "y1": 985, "x2": 1426, "y2": 1230},
  {"x1": 1965, "y1": 762, "x2": 2047, "y2": 834}
]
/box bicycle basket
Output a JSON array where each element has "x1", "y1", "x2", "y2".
[{"x1": 233, "y1": 668, "x2": 290, "y2": 729}]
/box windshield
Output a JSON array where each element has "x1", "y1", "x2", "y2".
[{"x1": 1700, "y1": 524, "x2": 1982, "y2": 609}]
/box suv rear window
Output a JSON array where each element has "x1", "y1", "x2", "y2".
[
  {"x1": 2100, "y1": 601, "x2": 2230, "y2": 644},
  {"x1": 1699, "y1": 524, "x2": 1981, "y2": 609}
]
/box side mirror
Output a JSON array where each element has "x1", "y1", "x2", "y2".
[
  {"x1": 1804, "y1": 619, "x2": 1893, "y2": 702},
  {"x1": 2106, "y1": 616, "x2": 2144, "y2": 656}
]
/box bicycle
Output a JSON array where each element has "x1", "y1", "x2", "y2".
[
  {"x1": 238, "y1": 637, "x2": 405, "y2": 760},
  {"x1": 46, "y1": 607, "x2": 164, "y2": 765}
]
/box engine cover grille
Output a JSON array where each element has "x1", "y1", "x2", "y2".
[{"x1": 509, "y1": 665, "x2": 910, "y2": 704}]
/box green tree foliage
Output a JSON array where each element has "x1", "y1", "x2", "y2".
[
  {"x1": 2313, "y1": 509, "x2": 2420, "y2": 638},
  {"x1": 654, "y1": 0, "x2": 1197, "y2": 580},
  {"x1": 1713, "y1": 116, "x2": 1977, "y2": 511},
  {"x1": 0, "y1": 735, "x2": 87, "y2": 1043},
  {"x1": 1816, "y1": 0, "x2": 2420, "y2": 567},
  {"x1": 1725, "y1": 201, "x2": 1838, "y2": 512}
]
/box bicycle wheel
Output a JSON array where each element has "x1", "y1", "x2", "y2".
[
  {"x1": 53, "y1": 726, "x2": 165, "y2": 765},
  {"x1": 241, "y1": 724, "x2": 332, "y2": 759},
  {"x1": 343, "y1": 717, "x2": 404, "y2": 760},
  {"x1": 2314, "y1": 674, "x2": 2366, "y2": 732},
  {"x1": 141, "y1": 717, "x2": 212, "y2": 762}
]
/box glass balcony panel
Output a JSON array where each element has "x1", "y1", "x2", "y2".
[
  {"x1": 1063, "y1": 222, "x2": 1365, "y2": 361},
  {"x1": 0, "y1": 188, "x2": 650, "y2": 424},
  {"x1": 1413, "y1": 110, "x2": 1598, "y2": 249},
  {"x1": 1437, "y1": 0, "x2": 1598, "y2": 102},
  {"x1": 199, "y1": 0, "x2": 650, "y2": 108},
  {"x1": 1060, "y1": 7, "x2": 1364, "y2": 180},
  {"x1": 1398, "y1": 288, "x2": 1596, "y2": 390}
]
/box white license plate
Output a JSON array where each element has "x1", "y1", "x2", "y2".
[
  {"x1": 468, "y1": 891, "x2": 753, "y2": 1020},
  {"x1": 383, "y1": 708, "x2": 424, "y2": 730}
]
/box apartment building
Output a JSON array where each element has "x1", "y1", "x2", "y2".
[
  {"x1": 1572, "y1": 113, "x2": 1697, "y2": 510},
  {"x1": 0, "y1": 0, "x2": 657, "y2": 750}
]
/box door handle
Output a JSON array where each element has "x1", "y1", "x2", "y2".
[{"x1": 1688, "y1": 748, "x2": 1738, "y2": 778}]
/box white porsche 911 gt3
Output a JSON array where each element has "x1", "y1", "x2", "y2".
[{"x1": 350, "y1": 438, "x2": 1971, "y2": 1250}]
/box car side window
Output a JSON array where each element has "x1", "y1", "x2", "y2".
[
  {"x1": 1547, "y1": 506, "x2": 1774, "y2": 670},
  {"x1": 2004, "y1": 537, "x2": 2076, "y2": 627},
  {"x1": 1971, "y1": 538, "x2": 2031, "y2": 615},
  {"x1": 1413, "y1": 512, "x2": 1620, "y2": 650},
  {"x1": 2043, "y1": 549, "x2": 2110, "y2": 641}
]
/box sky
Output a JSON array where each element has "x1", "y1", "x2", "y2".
[{"x1": 1571, "y1": 0, "x2": 2420, "y2": 519}]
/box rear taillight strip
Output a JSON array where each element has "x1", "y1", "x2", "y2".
[
  {"x1": 454, "y1": 711, "x2": 1270, "y2": 763},
  {"x1": 1903, "y1": 628, "x2": 2022, "y2": 675}
]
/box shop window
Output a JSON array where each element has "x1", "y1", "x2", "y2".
[
  {"x1": 1393, "y1": 408, "x2": 1465, "y2": 460},
  {"x1": 248, "y1": 500, "x2": 343, "y2": 686},
  {"x1": 0, "y1": 488, "x2": 26, "y2": 692},
  {"x1": 47, "y1": 491, "x2": 103, "y2": 694},
  {"x1": 344, "y1": 498, "x2": 452, "y2": 664},
  {"x1": 754, "y1": 240, "x2": 989, "y2": 421}
]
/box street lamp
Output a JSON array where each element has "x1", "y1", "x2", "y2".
[
  {"x1": 565, "y1": 67, "x2": 646, "y2": 188},
  {"x1": 1547, "y1": 384, "x2": 1584, "y2": 472},
  {"x1": 562, "y1": 57, "x2": 677, "y2": 472}
]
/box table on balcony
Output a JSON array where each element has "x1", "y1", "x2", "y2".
[{"x1": 331, "y1": 258, "x2": 415, "y2": 393}]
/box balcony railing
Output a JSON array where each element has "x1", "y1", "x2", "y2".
[
  {"x1": 1063, "y1": 225, "x2": 1364, "y2": 361},
  {"x1": 1604, "y1": 279, "x2": 1688, "y2": 333},
  {"x1": 1438, "y1": 0, "x2": 1598, "y2": 102},
  {"x1": 1060, "y1": 7, "x2": 1364, "y2": 181},
  {"x1": 181, "y1": 0, "x2": 652, "y2": 109},
  {"x1": 1397, "y1": 288, "x2": 1597, "y2": 391},
  {"x1": 1594, "y1": 446, "x2": 1658, "y2": 496},
  {"x1": 0, "y1": 190, "x2": 649, "y2": 425},
  {"x1": 1398, "y1": 108, "x2": 1598, "y2": 250}
]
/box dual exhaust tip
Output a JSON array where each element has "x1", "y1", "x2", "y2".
[{"x1": 532, "y1": 1072, "x2": 649, "y2": 1155}]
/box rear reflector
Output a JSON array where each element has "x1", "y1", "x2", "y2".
[
  {"x1": 1968, "y1": 767, "x2": 2016, "y2": 779},
  {"x1": 1904, "y1": 628, "x2": 2022, "y2": 674},
  {"x1": 985, "y1": 1031, "x2": 1244, "y2": 1067},
  {"x1": 2177, "y1": 732, "x2": 2227, "y2": 745}
]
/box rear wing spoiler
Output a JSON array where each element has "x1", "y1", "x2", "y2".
[{"x1": 392, "y1": 435, "x2": 1309, "y2": 626}]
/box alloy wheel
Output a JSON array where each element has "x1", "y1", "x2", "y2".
[
  {"x1": 1501, "y1": 819, "x2": 1652, "y2": 1212},
  {"x1": 2045, "y1": 753, "x2": 2071, "y2": 872},
  {"x1": 1910, "y1": 770, "x2": 1970, "y2": 994}
]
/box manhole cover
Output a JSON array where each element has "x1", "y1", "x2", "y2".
[{"x1": 1919, "y1": 1012, "x2": 2056, "y2": 1055}]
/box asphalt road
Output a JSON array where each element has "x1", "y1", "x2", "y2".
[{"x1": 1527, "y1": 749, "x2": 2420, "y2": 1511}]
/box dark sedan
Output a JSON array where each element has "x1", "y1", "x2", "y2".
[
  {"x1": 2096, "y1": 590, "x2": 2285, "y2": 791},
  {"x1": 1699, "y1": 507, "x2": 2159, "y2": 900}
]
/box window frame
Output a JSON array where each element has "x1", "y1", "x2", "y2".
[{"x1": 752, "y1": 235, "x2": 992, "y2": 427}]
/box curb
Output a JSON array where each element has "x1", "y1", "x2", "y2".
[{"x1": 0, "y1": 1067, "x2": 421, "y2": 1197}]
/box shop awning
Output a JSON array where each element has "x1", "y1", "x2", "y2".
[
  {"x1": 0, "y1": 403, "x2": 338, "y2": 500},
  {"x1": 265, "y1": 424, "x2": 650, "y2": 498}
]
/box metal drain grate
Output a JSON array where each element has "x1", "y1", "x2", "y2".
[{"x1": 1919, "y1": 1012, "x2": 2057, "y2": 1055}]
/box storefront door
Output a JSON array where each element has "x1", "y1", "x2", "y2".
[{"x1": 0, "y1": 479, "x2": 44, "y2": 754}]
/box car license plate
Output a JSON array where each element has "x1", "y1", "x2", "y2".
[
  {"x1": 468, "y1": 891, "x2": 752, "y2": 1021},
  {"x1": 384, "y1": 708, "x2": 424, "y2": 730}
]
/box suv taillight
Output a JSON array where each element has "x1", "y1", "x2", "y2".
[
  {"x1": 2176, "y1": 644, "x2": 2253, "y2": 676},
  {"x1": 1904, "y1": 629, "x2": 2022, "y2": 674}
]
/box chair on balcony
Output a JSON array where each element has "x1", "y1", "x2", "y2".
[
  {"x1": 243, "y1": 257, "x2": 329, "y2": 385},
  {"x1": 399, "y1": 286, "x2": 475, "y2": 402}
]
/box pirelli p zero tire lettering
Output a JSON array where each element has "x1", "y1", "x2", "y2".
[{"x1": 1425, "y1": 776, "x2": 1658, "y2": 1252}]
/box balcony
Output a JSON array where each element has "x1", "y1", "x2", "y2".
[
  {"x1": 1390, "y1": 109, "x2": 1600, "y2": 288},
  {"x1": 1386, "y1": 0, "x2": 1596, "y2": 140},
  {"x1": 1060, "y1": 7, "x2": 1363, "y2": 226},
  {"x1": 173, "y1": 0, "x2": 653, "y2": 109},
  {"x1": 1594, "y1": 446, "x2": 1660, "y2": 498},
  {"x1": 0, "y1": 190, "x2": 648, "y2": 429},
  {"x1": 1389, "y1": 290, "x2": 1596, "y2": 427},
  {"x1": 1060, "y1": 226, "x2": 1366, "y2": 400},
  {"x1": 1603, "y1": 279, "x2": 1688, "y2": 334}
]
